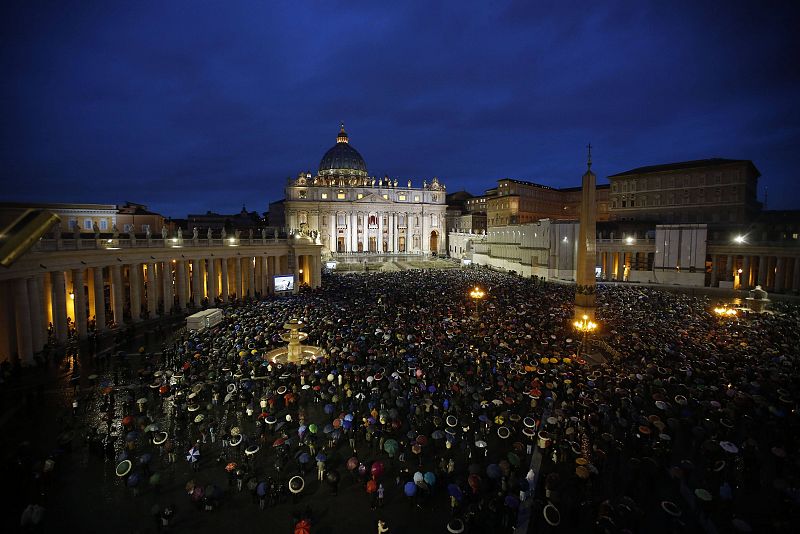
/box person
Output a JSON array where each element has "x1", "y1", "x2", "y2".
[
  {"x1": 377, "y1": 483, "x2": 385, "y2": 508},
  {"x1": 377, "y1": 519, "x2": 389, "y2": 533}
]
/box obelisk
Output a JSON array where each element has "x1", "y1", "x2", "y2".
[{"x1": 574, "y1": 144, "x2": 597, "y2": 321}]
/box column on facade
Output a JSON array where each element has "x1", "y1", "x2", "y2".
[
  {"x1": 767, "y1": 256, "x2": 777, "y2": 289},
  {"x1": 348, "y1": 212, "x2": 356, "y2": 252},
  {"x1": 129, "y1": 263, "x2": 142, "y2": 322},
  {"x1": 93, "y1": 266, "x2": 107, "y2": 332},
  {"x1": 378, "y1": 211, "x2": 384, "y2": 252},
  {"x1": 602, "y1": 252, "x2": 610, "y2": 280},
  {"x1": 110, "y1": 264, "x2": 125, "y2": 327},
  {"x1": 34, "y1": 274, "x2": 48, "y2": 350},
  {"x1": 73, "y1": 268, "x2": 88, "y2": 339},
  {"x1": 146, "y1": 262, "x2": 157, "y2": 318},
  {"x1": 247, "y1": 256, "x2": 255, "y2": 297},
  {"x1": 175, "y1": 260, "x2": 187, "y2": 310},
  {"x1": 740, "y1": 256, "x2": 750, "y2": 289},
  {"x1": 775, "y1": 257, "x2": 786, "y2": 292},
  {"x1": 191, "y1": 259, "x2": 202, "y2": 307},
  {"x1": 757, "y1": 256, "x2": 767, "y2": 287},
  {"x1": 710, "y1": 255, "x2": 720, "y2": 286},
  {"x1": 612, "y1": 252, "x2": 622, "y2": 281},
  {"x1": 790, "y1": 257, "x2": 800, "y2": 293},
  {"x1": 267, "y1": 255, "x2": 275, "y2": 294},
  {"x1": 234, "y1": 256, "x2": 243, "y2": 299},
  {"x1": 161, "y1": 261, "x2": 172, "y2": 314},
  {"x1": 51, "y1": 271, "x2": 68, "y2": 343},
  {"x1": 27, "y1": 277, "x2": 44, "y2": 353},
  {"x1": 13, "y1": 278, "x2": 33, "y2": 364},
  {"x1": 259, "y1": 256, "x2": 268, "y2": 295},
  {"x1": 220, "y1": 257, "x2": 229, "y2": 303},
  {"x1": 207, "y1": 258, "x2": 217, "y2": 303}
]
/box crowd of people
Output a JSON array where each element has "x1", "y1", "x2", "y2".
[{"x1": 8, "y1": 268, "x2": 800, "y2": 533}]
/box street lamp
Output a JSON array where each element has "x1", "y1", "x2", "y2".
[
  {"x1": 469, "y1": 286, "x2": 485, "y2": 320},
  {"x1": 713, "y1": 304, "x2": 737, "y2": 317},
  {"x1": 573, "y1": 314, "x2": 598, "y2": 358}
]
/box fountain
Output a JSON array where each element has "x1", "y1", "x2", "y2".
[
  {"x1": 745, "y1": 285, "x2": 771, "y2": 313},
  {"x1": 264, "y1": 319, "x2": 325, "y2": 365}
]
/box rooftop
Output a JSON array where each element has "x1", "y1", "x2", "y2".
[{"x1": 608, "y1": 158, "x2": 759, "y2": 178}]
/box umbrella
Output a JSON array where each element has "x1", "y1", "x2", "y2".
[
  {"x1": 371, "y1": 461, "x2": 384, "y2": 478},
  {"x1": 125, "y1": 431, "x2": 139, "y2": 442},
  {"x1": 298, "y1": 453, "x2": 311, "y2": 464},
  {"x1": 273, "y1": 436, "x2": 287, "y2": 447},
  {"x1": 137, "y1": 397, "x2": 148, "y2": 405},
  {"x1": 324, "y1": 404, "x2": 335, "y2": 414},
  {"x1": 719, "y1": 441, "x2": 739, "y2": 454},
  {"x1": 486, "y1": 464, "x2": 502, "y2": 479},
  {"x1": 122, "y1": 415, "x2": 134, "y2": 426},
  {"x1": 226, "y1": 462, "x2": 238, "y2": 472},
  {"x1": 323, "y1": 424, "x2": 334, "y2": 434},
  {"x1": 144, "y1": 423, "x2": 159, "y2": 433},
  {"x1": 347, "y1": 457, "x2": 359, "y2": 471},
  {"x1": 413, "y1": 471, "x2": 424, "y2": 484},
  {"x1": 186, "y1": 448, "x2": 200, "y2": 463},
  {"x1": 138, "y1": 453, "x2": 152, "y2": 465},
  {"x1": 366, "y1": 479, "x2": 378, "y2": 493},
  {"x1": 153, "y1": 432, "x2": 168, "y2": 445},
  {"x1": 315, "y1": 452, "x2": 327, "y2": 462},
  {"x1": 404, "y1": 481, "x2": 418, "y2": 497},
  {"x1": 308, "y1": 424, "x2": 318, "y2": 434},
  {"x1": 289, "y1": 476, "x2": 304, "y2": 494},
  {"x1": 116, "y1": 460, "x2": 132, "y2": 477},
  {"x1": 127, "y1": 473, "x2": 140, "y2": 487},
  {"x1": 424, "y1": 471, "x2": 436, "y2": 486},
  {"x1": 468, "y1": 474, "x2": 481, "y2": 491},
  {"x1": 383, "y1": 439, "x2": 399, "y2": 456},
  {"x1": 507, "y1": 452, "x2": 521, "y2": 467},
  {"x1": 432, "y1": 430, "x2": 445, "y2": 440},
  {"x1": 475, "y1": 440, "x2": 487, "y2": 448},
  {"x1": 194, "y1": 414, "x2": 205, "y2": 423},
  {"x1": 325, "y1": 470, "x2": 340, "y2": 484},
  {"x1": 257, "y1": 481, "x2": 268, "y2": 497},
  {"x1": 149, "y1": 473, "x2": 161, "y2": 486},
  {"x1": 447, "y1": 483, "x2": 463, "y2": 501}
]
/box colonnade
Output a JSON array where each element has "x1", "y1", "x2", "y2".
[
  {"x1": 0, "y1": 247, "x2": 322, "y2": 366},
  {"x1": 710, "y1": 253, "x2": 800, "y2": 291},
  {"x1": 598, "y1": 250, "x2": 653, "y2": 281}
]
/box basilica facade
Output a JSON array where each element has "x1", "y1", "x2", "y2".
[{"x1": 271, "y1": 125, "x2": 447, "y2": 256}]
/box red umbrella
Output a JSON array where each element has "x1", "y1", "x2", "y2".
[
  {"x1": 182, "y1": 362, "x2": 191, "y2": 371},
  {"x1": 272, "y1": 437, "x2": 287, "y2": 447},
  {"x1": 333, "y1": 418, "x2": 342, "y2": 429},
  {"x1": 122, "y1": 415, "x2": 134, "y2": 426},
  {"x1": 416, "y1": 435, "x2": 428, "y2": 447},
  {"x1": 468, "y1": 474, "x2": 481, "y2": 492},
  {"x1": 159, "y1": 385, "x2": 170, "y2": 395},
  {"x1": 366, "y1": 479, "x2": 377, "y2": 493}
]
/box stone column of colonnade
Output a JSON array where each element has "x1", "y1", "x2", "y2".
[
  {"x1": 207, "y1": 257, "x2": 217, "y2": 304},
  {"x1": 73, "y1": 268, "x2": 88, "y2": 339},
  {"x1": 351, "y1": 212, "x2": 358, "y2": 252},
  {"x1": 741, "y1": 256, "x2": 751, "y2": 289},
  {"x1": 774, "y1": 257, "x2": 786, "y2": 292},
  {"x1": 34, "y1": 274, "x2": 49, "y2": 351},
  {"x1": 13, "y1": 278, "x2": 34, "y2": 364},
  {"x1": 110, "y1": 264, "x2": 124, "y2": 328},
  {"x1": 192, "y1": 259, "x2": 202, "y2": 307},
  {"x1": 176, "y1": 260, "x2": 187, "y2": 310},
  {"x1": 27, "y1": 277, "x2": 44, "y2": 353},
  {"x1": 220, "y1": 258, "x2": 229, "y2": 303},
  {"x1": 602, "y1": 252, "x2": 610, "y2": 280},
  {"x1": 146, "y1": 262, "x2": 158, "y2": 318},
  {"x1": 247, "y1": 256, "x2": 255, "y2": 298},
  {"x1": 234, "y1": 257, "x2": 243, "y2": 300},
  {"x1": 793, "y1": 258, "x2": 800, "y2": 292},
  {"x1": 129, "y1": 263, "x2": 142, "y2": 322},
  {"x1": 51, "y1": 271, "x2": 68, "y2": 343},
  {"x1": 92, "y1": 267, "x2": 106, "y2": 332},
  {"x1": 161, "y1": 261, "x2": 172, "y2": 314},
  {"x1": 757, "y1": 256, "x2": 767, "y2": 287},
  {"x1": 378, "y1": 212, "x2": 384, "y2": 252}
]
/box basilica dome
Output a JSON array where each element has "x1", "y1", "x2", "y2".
[{"x1": 318, "y1": 124, "x2": 368, "y2": 176}]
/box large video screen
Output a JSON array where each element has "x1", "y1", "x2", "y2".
[{"x1": 274, "y1": 275, "x2": 295, "y2": 292}]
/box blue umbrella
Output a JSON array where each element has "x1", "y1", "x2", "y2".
[
  {"x1": 127, "y1": 472, "x2": 140, "y2": 487},
  {"x1": 298, "y1": 453, "x2": 311, "y2": 464},
  {"x1": 116, "y1": 451, "x2": 129, "y2": 463},
  {"x1": 342, "y1": 420, "x2": 353, "y2": 430},
  {"x1": 486, "y1": 464, "x2": 501, "y2": 480},
  {"x1": 315, "y1": 452, "x2": 327, "y2": 462},
  {"x1": 324, "y1": 404, "x2": 335, "y2": 415},
  {"x1": 138, "y1": 453, "x2": 151, "y2": 465},
  {"x1": 344, "y1": 414, "x2": 354, "y2": 422},
  {"x1": 323, "y1": 424, "x2": 334, "y2": 434},
  {"x1": 404, "y1": 481, "x2": 417, "y2": 497},
  {"x1": 126, "y1": 431, "x2": 139, "y2": 442},
  {"x1": 424, "y1": 471, "x2": 436, "y2": 486},
  {"x1": 447, "y1": 483, "x2": 463, "y2": 501},
  {"x1": 432, "y1": 430, "x2": 445, "y2": 440},
  {"x1": 298, "y1": 425, "x2": 307, "y2": 436},
  {"x1": 257, "y1": 481, "x2": 268, "y2": 497}
]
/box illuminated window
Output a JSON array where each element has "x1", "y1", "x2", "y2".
[
  {"x1": 382, "y1": 194, "x2": 388, "y2": 200},
  {"x1": 414, "y1": 196, "x2": 420, "y2": 202},
  {"x1": 357, "y1": 193, "x2": 364, "y2": 199},
  {"x1": 99, "y1": 219, "x2": 108, "y2": 230},
  {"x1": 337, "y1": 192, "x2": 346, "y2": 200},
  {"x1": 84, "y1": 219, "x2": 93, "y2": 230},
  {"x1": 321, "y1": 193, "x2": 328, "y2": 199},
  {"x1": 398, "y1": 194, "x2": 406, "y2": 201},
  {"x1": 68, "y1": 218, "x2": 77, "y2": 229}
]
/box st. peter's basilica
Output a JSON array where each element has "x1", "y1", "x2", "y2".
[{"x1": 270, "y1": 124, "x2": 447, "y2": 256}]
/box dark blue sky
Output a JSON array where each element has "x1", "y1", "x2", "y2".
[{"x1": 2, "y1": 1, "x2": 799, "y2": 216}]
